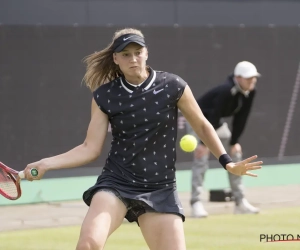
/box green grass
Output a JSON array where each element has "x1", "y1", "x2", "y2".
[{"x1": 1, "y1": 207, "x2": 300, "y2": 250}]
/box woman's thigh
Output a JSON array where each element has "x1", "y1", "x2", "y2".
[
  {"x1": 76, "y1": 190, "x2": 128, "y2": 249},
  {"x1": 138, "y1": 212, "x2": 186, "y2": 250}
]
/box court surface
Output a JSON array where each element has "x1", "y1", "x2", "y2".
[{"x1": 1, "y1": 184, "x2": 299, "y2": 232}]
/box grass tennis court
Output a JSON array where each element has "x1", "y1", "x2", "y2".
[{"x1": 1, "y1": 207, "x2": 299, "y2": 250}]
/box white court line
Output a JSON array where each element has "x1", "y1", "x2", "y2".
[{"x1": 278, "y1": 61, "x2": 300, "y2": 160}]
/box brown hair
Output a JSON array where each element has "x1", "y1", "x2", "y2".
[{"x1": 83, "y1": 28, "x2": 145, "y2": 91}]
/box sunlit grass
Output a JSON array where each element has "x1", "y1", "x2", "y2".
[{"x1": 1, "y1": 207, "x2": 300, "y2": 250}]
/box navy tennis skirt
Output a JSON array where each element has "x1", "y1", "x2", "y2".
[{"x1": 82, "y1": 175, "x2": 185, "y2": 224}]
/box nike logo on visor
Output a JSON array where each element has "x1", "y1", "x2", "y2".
[{"x1": 123, "y1": 36, "x2": 133, "y2": 41}]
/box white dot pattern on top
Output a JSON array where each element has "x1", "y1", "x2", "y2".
[{"x1": 93, "y1": 67, "x2": 187, "y2": 189}]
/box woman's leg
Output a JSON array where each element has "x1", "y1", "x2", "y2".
[
  {"x1": 138, "y1": 213, "x2": 186, "y2": 250},
  {"x1": 76, "y1": 191, "x2": 127, "y2": 250}
]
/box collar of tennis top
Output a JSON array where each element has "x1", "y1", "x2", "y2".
[
  {"x1": 112, "y1": 34, "x2": 146, "y2": 53},
  {"x1": 120, "y1": 66, "x2": 155, "y2": 92}
]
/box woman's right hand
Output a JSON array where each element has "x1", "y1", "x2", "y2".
[
  {"x1": 23, "y1": 159, "x2": 49, "y2": 181},
  {"x1": 194, "y1": 144, "x2": 210, "y2": 159}
]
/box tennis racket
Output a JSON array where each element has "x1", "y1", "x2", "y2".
[{"x1": 0, "y1": 161, "x2": 38, "y2": 200}]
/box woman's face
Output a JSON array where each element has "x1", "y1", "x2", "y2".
[{"x1": 113, "y1": 43, "x2": 148, "y2": 78}]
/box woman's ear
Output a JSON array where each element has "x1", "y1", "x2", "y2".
[
  {"x1": 145, "y1": 49, "x2": 149, "y2": 61},
  {"x1": 113, "y1": 53, "x2": 118, "y2": 65}
]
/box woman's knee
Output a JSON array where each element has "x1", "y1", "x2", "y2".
[{"x1": 76, "y1": 236, "x2": 104, "y2": 250}]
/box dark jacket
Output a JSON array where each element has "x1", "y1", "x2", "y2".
[{"x1": 197, "y1": 74, "x2": 256, "y2": 145}]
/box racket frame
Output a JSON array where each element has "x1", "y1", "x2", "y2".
[{"x1": 0, "y1": 162, "x2": 22, "y2": 200}]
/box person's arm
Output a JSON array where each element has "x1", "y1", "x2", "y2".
[
  {"x1": 178, "y1": 86, "x2": 227, "y2": 159},
  {"x1": 208, "y1": 89, "x2": 232, "y2": 130},
  {"x1": 178, "y1": 85, "x2": 262, "y2": 176},
  {"x1": 197, "y1": 86, "x2": 231, "y2": 145},
  {"x1": 24, "y1": 98, "x2": 109, "y2": 180},
  {"x1": 230, "y1": 90, "x2": 256, "y2": 145}
]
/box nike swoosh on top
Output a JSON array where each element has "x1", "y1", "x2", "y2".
[{"x1": 153, "y1": 89, "x2": 164, "y2": 94}]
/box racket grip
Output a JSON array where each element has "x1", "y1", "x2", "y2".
[{"x1": 18, "y1": 171, "x2": 25, "y2": 179}]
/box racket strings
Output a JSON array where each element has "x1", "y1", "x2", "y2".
[{"x1": 0, "y1": 169, "x2": 18, "y2": 198}]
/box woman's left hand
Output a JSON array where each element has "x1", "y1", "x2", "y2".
[{"x1": 226, "y1": 155, "x2": 263, "y2": 177}]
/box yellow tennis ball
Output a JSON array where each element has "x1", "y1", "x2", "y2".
[{"x1": 180, "y1": 134, "x2": 198, "y2": 152}]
